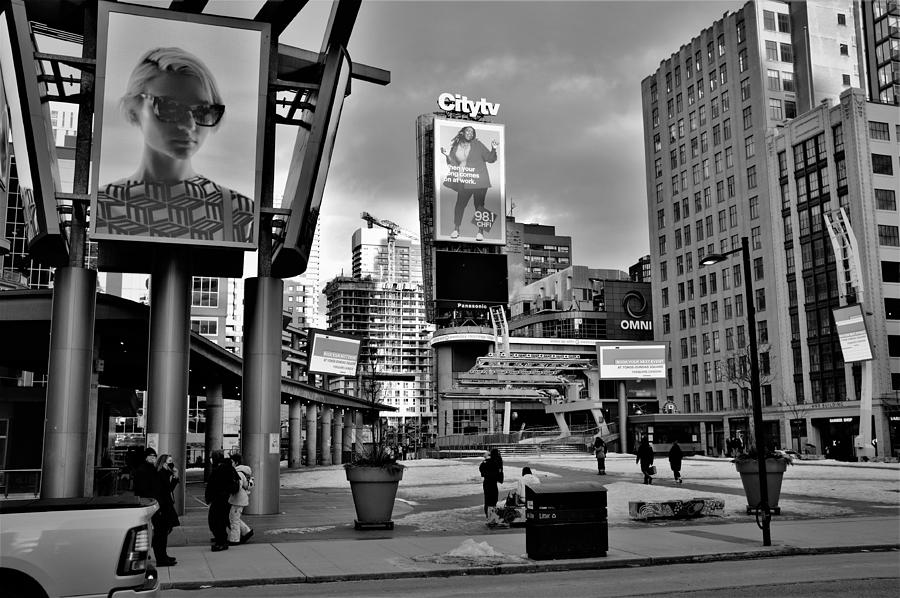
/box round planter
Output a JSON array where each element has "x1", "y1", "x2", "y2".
[
  {"x1": 345, "y1": 465, "x2": 404, "y2": 529},
  {"x1": 734, "y1": 458, "x2": 788, "y2": 515}
]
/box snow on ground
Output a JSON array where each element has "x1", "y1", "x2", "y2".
[{"x1": 280, "y1": 454, "x2": 899, "y2": 525}]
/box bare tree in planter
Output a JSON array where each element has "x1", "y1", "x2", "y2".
[{"x1": 721, "y1": 343, "x2": 776, "y2": 450}]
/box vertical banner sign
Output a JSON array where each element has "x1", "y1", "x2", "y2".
[
  {"x1": 832, "y1": 304, "x2": 873, "y2": 362},
  {"x1": 433, "y1": 118, "x2": 506, "y2": 245},
  {"x1": 90, "y1": 1, "x2": 269, "y2": 253}
]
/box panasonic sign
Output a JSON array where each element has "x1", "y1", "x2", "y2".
[{"x1": 437, "y1": 92, "x2": 500, "y2": 118}]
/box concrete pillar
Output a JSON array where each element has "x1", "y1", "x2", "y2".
[
  {"x1": 204, "y1": 383, "x2": 224, "y2": 477},
  {"x1": 306, "y1": 404, "x2": 318, "y2": 466},
  {"x1": 320, "y1": 407, "x2": 333, "y2": 466},
  {"x1": 146, "y1": 253, "x2": 191, "y2": 515},
  {"x1": 331, "y1": 410, "x2": 343, "y2": 464},
  {"x1": 699, "y1": 421, "x2": 708, "y2": 456},
  {"x1": 289, "y1": 399, "x2": 302, "y2": 468},
  {"x1": 41, "y1": 267, "x2": 97, "y2": 499},
  {"x1": 617, "y1": 381, "x2": 628, "y2": 453},
  {"x1": 241, "y1": 277, "x2": 284, "y2": 515},
  {"x1": 342, "y1": 410, "x2": 354, "y2": 462}
]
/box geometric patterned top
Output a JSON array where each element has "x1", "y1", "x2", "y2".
[{"x1": 95, "y1": 175, "x2": 254, "y2": 244}]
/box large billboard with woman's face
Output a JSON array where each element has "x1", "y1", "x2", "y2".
[
  {"x1": 90, "y1": 2, "x2": 269, "y2": 253},
  {"x1": 433, "y1": 118, "x2": 505, "y2": 245}
]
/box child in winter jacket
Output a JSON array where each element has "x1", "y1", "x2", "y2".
[{"x1": 228, "y1": 454, "x2": 254, "y2": 544}]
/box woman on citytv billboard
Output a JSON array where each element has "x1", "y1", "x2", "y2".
[
  {"x1": 433, "y1": 118, "x2": 506, "y2": 245},
  {"x1": 90, "y1": 3, "x2": 269, "y2": 250}
]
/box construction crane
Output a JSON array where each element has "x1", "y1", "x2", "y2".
[{"x1": 360, "y1": 212, "x2": 419, "y2": 284}]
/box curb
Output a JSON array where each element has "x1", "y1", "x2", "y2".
[{"x1": 160, "y1": 543, "x2": 900, "y2": 590}]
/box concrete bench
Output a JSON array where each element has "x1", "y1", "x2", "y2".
[{"x1": 629, "y1": 497, "x2": 724, "y2": 520}]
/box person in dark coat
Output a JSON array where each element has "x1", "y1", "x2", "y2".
[
  {"x1": 132, "y1": 447, "x2": 157, "y2": 499},
  {"x1": 151, "y1": 454, "x2": 180, "y2": 566},
  {"x1": 636, "y1": 437, "x2": 655, "y2": 485},
  {"x1": 593, "y1": 436, "x2": 607, "y2": 475},
  {"x1": 668, "y1": 440, "x2": 684, "y2": 484},
  {"x1": 205, "y1": 450, "x2": 239, "y2": 552},
  {"x1": 479, "y1": 448, "x2": 504, "y2": 521}
]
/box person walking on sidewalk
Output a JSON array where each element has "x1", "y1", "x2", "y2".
[
  {"x1": 206, "y1": 450, "x2": 239, "y2": 552},
  {"x1": 593, "y1": 435, "x2": 607, "y2": 475},
  {"x1": 636, "y1": 437, "x2": 655, "y2": 485},
  {"x1": 227, "y1": 453, "x2": 254, "y2": 545},
  {"x1": 668, "y1": 440, "x2": 684, "y2": 484},
  {"x1": 479, "y1": 448, "x2": 504, "y2": 523}
]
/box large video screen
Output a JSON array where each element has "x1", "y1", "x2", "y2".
[
  {"x1": 433, "y1": 118, "x2": 505, "y2": 245},
  {"x1": 435, "y1": 251, "x2": 508, "y2": 304},
  {"x1": 90, "y1": 2, "x2": 269, "y2": 251},
  {"x1": 307, "y1": 329, "x2": 362, "y2": 376},
  {"x1": 596, "y1": 342, "x2": 666, "y2": 380},
  {"x1": 832, "y1": 304, "x2": 873, "y2": 363}
]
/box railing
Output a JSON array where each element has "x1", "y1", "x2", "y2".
[
  {"x1": 0, "y1": 469, "x2": 41, "y2": 498},
  {"x1": 435, "y1": 423, "x2": 618, "y2": 454}
]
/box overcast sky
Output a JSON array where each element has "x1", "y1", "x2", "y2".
[{"x1": 267, "y1": 0, "x2": 747, "y2": 282}]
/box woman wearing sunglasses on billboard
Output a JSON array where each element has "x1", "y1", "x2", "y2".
[{"x1": 95, "y1": 47, "x2": 253, "y2": 244}]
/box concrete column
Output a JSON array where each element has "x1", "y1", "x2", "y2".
[
  {"x1": 331, "y1": 409, "x2": 343, "y2": 464},
  {"x1": 204, "y1": 383, "x2": 224, "y2": 477},
  {"x1": 305, "y1": 404, "x2": 318, "y2": 466},
  {"x1": 342, "y1": 410, "x2": 354, "y2": 462},
  {"x1": 699, "y1": 421, "x2": 708, "y2": 456},
  {"x1": 320, "y1": 407, "x2": 333, "y2": 466},
  {"x1": 289, "y1": 399, "x2": 302, "y2": 468},
  {"x1": 241, "y1": 277, "x2": 284, "y2": 515},
  {"x1": 146, "y1": 253, "x2": 192, "y2": 515},
  {"x1": 617, "y1": 381, "x2": 628, "y2": 453},
  {"x1": 41, "y1": 267, "x2": 97, "y2": 499}
]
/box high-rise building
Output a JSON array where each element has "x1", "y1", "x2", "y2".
[
  {"x1": 323, "y1": 228, "x2": 434, "y2": 445},
  {"x1": 283, "y1": 219, "x2": 324, "y2": 330},
  {"x1": 629, "y1": 255, "x2": 652, "y2": 282},
  {"x1": 641, "y1": 0, "x2": 888, "y2": 457},
  {"x1": 505, "y1": 217, "x2": 573, "y2": 295},
  {"x1": 857, "y1": 0, "x2": 899, "y2": 106}
]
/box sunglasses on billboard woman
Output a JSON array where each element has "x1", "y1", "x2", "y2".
[{"x1": 138, "y1": 93, "x2": 225, "y2": 127}]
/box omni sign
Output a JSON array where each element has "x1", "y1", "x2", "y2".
[{"x1": 620, "y1": 290, "x2": 652, "y2": 330}]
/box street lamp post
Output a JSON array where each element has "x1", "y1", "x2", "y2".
[{"x1": 701, "y1": 236, "x2": 771, "y2": 546}]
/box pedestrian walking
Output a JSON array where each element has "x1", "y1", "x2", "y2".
[
  {"x1": 151, "y1": 454, "x2": 180, "y2": 566},
  {"x1": 636, "y1": 437, "x2": 655, "y2": 485},
  {"x1": 479, "y1": 448, "x2": 504, "y2": 524},
  {"x1": 593, "y1": 435, "x2": 607, "y2": 475},
  {"x1": 668, "y1": 440, "x2": 684, "y2": 484},
  {"x1": 227, "y1": 453, "x2": 254, "y2": 545},
  {"x1": 205, "y1": 450, "x2": 239, "y2": 552}
]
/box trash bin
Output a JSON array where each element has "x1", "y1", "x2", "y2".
[{"x1": 525, "y1": 481, "x2": 607, "y2": 560}]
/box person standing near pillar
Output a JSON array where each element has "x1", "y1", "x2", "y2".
[
  {"x1": 205, "y1": 450, "x2": 239, "y2": 552},
  {"x1": 151, "y1": 454, "x2": 180, "y2": 566}
]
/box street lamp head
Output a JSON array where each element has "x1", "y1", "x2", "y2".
[{"x1": 700, "y1": 253, "x2": 727, "y2": 266}]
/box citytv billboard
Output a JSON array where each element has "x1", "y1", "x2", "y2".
[
  {"x1": 833, "y1": 304, "x2": 873, "y2": 362},
  {"x1": 596, "y1": 342, "x2": 666, "y2": 380},
  {"x1": 433, "y1": 118, "x2": 505, "y2": 245},
  {"x1": 90, "y1": 1, "x2": 269, "y2": 252},
  {"x1": 307, "y1": 329, "x2": 362, "y2": 377}
]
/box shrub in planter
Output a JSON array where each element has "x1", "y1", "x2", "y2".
[
  {"x1": 733, "y1": 450, "x2": 792, "y2": 515},
  {"x1": 344, "y1": 442, "x2": 405, "y2": 529}
]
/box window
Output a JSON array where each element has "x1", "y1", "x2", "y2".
[
  {"x1": 729, "y1": 205, "x2": 737, "y2": 227},
  {"x1": 191, "y1": 318, "x2": 218, "y2": 337},
  {"x1": 747, "y1": 165, "x2": 757, "y2": 189},
  {"x1": 878, "y1": 225, "x2": 899, "y2": 247},
  {"x1": 740, "y1": 78, "x2": 751, "y2": 101},
  {"x1": 751, "y1": 226, "x2": 761, "y2": 249},
  {"x1": 780, "y1": 43, "x2": 793, "y2": 63},
  {"x1": 660, "y1": 235, "x2": 668, "y2": 254},
  {"x1": 688, "y1": 85, "x2": 695, "y2": 105},
  {"x1": 742, "y1": 106, "x2": 753, "y2": 130},
  {"x1": 725, "y1": 146, "x2": 733, "y2": 168},
  {"x1": 777, "y1": 13, "x2": 790, "y2": 33},
  {"x1": 839, "y1": 43, "x2": 848, "y2": 56},
  {"x1": 675, "y1": 65, "x2": 681, "y2": 87},
  {"x1": 765, "y1": 40, "x2": 778, "y2": 61},
  {"x1": 708, "y1": 41, "x2": 714, "y2": 61},
  {"x1": 654, "y1": 133, "x2": 662, "y2": 152},
  {"x1": 869, "y1": 121, "x2": 890, "y2": 141},
  {"x1": 723, "y1": 118, "x2": 731, "y2": 140},
  {"x1": 655, "y1": 158, "x2": 663, "y2": 178},
  {"x1": 763, "y1": 10, "x2": 776, "y2": 30},
  {"x1": 709, "y1": 70, "x2": 717, "y2": 91},
  {"x1": 876, "y1": 189, "x2": 897, "y2": 211},
  {"x1": 767, "y1": 69, "x2": 780, "y2": 90},
  {"x1": 690, "y1": 111, "x2": 697, "y2": 131},
  {"x1": 699, "y1": 104, "x2": 707, "y2": 126},
  {"x1": 842, "y1": 73, "x2": 851, "y2": 86},
  {"x1": 769, "y1": 98, "x2": 783, "y2": 120},
  {"x1": 749, "y1": 195, "x2": 759, "y2": 219},
  {"x1": 718, "y1": 34, "x2": 726, "y2": 56},
  {"x1": 657, "y1": 208, "x2": 666, "y2": 229},
  {"x1": 837, "y1": 13, "x2": 846, "y2": 25},
  {"x1": 738, "y1": 48, "x2": 748, "y2": 72},
  {"x1": 736, "y1": 20, "x2": 745, "y2": 44},
  {"x1": 192, "y1": 277, "x2": 219, "y2": 307},
  {"x1": 785, "y1": 100, "x2": 796, "y2": 119},
  {"x1": 872, "y1": 154, "x2": 894, "y2": 175},
  {"x1": 656, "y1": 182, "x2": 664, "y2": 203},
  {"x1": 744, "y1": 135, "x2": 755, "y2": 158},
  {"x1": 782, "y1": 71, "x2": 794, "y2": 92}
]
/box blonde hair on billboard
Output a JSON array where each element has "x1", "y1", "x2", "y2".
[{"x1": 119, "y1": 47, "x2": 224, "y2": 130}]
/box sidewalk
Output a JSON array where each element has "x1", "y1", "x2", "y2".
[{"x1": 160, "y1": 514, "x2": 900, "y2": 589}]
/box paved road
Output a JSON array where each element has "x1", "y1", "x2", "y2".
[{"x1": 161, "y1": 550, "x2": 900, "y2": 597}]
